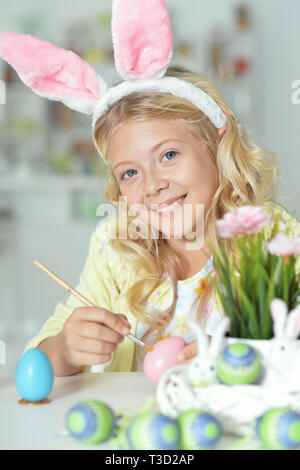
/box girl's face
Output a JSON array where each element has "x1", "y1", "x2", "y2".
[{"x1": 107, "y1": 118, "x2": 219, "y2": 244}]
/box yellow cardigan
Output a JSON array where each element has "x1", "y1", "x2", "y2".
[{"x1": 24, "y1": 200, "x2": 300, "y2": 373}]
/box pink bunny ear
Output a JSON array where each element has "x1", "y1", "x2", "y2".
[
  {"x1": 112, "y1": 0, "x2": 173, "y2": 80},
  {"x1": 0, "y1": 32, "x2": 104, "y2": 115},
  {"x1": 286, "y1": 305, "x2": 300, "y2": 341}
]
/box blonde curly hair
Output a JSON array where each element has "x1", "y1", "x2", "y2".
[{"x1": 93, "y1": 65, "x2": 280, "y2": 361}]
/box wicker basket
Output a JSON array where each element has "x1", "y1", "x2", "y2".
[{"x1": 156, "y1": 338, "x2": 300, "y2": 436}]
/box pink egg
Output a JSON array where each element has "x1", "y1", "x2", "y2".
[{"x1": 143, "y1": 336, "x2": 186, "y2": 383}]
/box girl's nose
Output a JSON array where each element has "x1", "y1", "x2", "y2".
[{"x1": 144, "y1": 172, "x2": 169, "y2": 197}]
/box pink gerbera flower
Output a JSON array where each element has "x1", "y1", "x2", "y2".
[
  {"x1": 217, "y1": 205, "x2": 272, "y2": 238},
  {"x1": 266, "y1": 233, "x2": 300, "y2": 256}
]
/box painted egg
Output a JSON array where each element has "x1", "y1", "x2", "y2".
[
  {"x1": 126, "y1": 412, "x2": 180, "y2": 450},
  {"x1": 178, "y1": 409, "x2": 222, "y2": 450},
  {"x1": 256, "y1": 407, "x2": 300, "y2": 450},
  {"x1": 117, "y1": 423, "x2": 132, "y2": 450},
  {"x1": 15, "y1": 348, "x2": 54, "y2": 402},
  {"x1": 217, "y1": 342, "x2": 260, "y2": 385},
  {"x1": 66, "y1": 400, "x2": 116, "y2": 445},
  {"x1": 143, "y1": 337, "x2": 185, "y2": 383}
]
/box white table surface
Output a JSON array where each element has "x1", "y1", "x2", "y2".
[{"x1": 0, "y1": 372, "x2": 249, "y2": 450}]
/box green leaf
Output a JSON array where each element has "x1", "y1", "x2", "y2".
[
  {"x1": 266, "y1": 276, "x2": 276, "y2": 322},
  {"x1": 207, "y1": 272, "x2": 241, "y2": 336},
  {"x1": 231, "y1": 276, "x2": 260, "y2": 338},
  {"x1": 273, "y1": 256, "x2": 284, "y2": 288},
  {"x1": 258, "y1": 266, "x2": 272, "y2": 338},
  {"x1": 259, "y1": 263, "x2": 271, "y2": 284}
]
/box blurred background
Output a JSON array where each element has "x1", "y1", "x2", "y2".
[{"x1": 0, "y1": 0, "x2": 299, "y2": 374}]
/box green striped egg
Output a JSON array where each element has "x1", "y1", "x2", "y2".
[
  {"x1": 126, "y1": 412, "x2": 180, "y2": 450},
  {"x1": 256, "y1": 408, "x2": 300, "y2": 450},
  {"x1": 177, "y1": 409, "x2": 222, "y2": 449},
  {"x1": 217, "y1": 342, "x2": 260, "y2": 385},
  {"x1": 66, "y1": 400, "x2": 116, "y2": 444}
]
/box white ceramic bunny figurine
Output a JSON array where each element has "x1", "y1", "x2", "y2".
[
  {"x1": 156, "y1": 315, "x2": 231, "y2": 417},
  {"x1": 185, "y1": 316, "x2": 231, "y2": 387},
  {"x1": 261, "y1": 298, "x2": 300, "y2": 387}
]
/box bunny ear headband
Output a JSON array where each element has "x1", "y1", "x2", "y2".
[{"x1": 0, "y1": 0, "x2": 227, "y2": 165}]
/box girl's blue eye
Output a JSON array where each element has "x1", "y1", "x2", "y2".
[
  {"x1": 120, "y1": 151, "x2": 177, "y2": 180},
  {"x1": 162, "y1": 151, "x2": 177, "y2": 161},
  {"x1": 121, "y1": 169, "x2": 137, "y2": 180}
]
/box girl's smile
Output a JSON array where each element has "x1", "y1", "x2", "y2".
[{"x1": 151, "y1": 193, "x2": 187, "y2": 215}]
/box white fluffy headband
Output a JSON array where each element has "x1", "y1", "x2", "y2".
[{"x1": 0, "y1": 0, "x2": 227, "y2": 164}]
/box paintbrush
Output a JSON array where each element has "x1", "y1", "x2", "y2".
[{"x1": 33, "y1": 259, "x2": 154, "y2": 353}]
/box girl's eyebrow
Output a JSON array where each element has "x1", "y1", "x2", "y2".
[{"x1": 113, "y1": 138, "x2": 184, "y2": 172}]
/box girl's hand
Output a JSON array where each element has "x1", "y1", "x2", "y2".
[
  {"x1": 177, "y1": 336, "x2": 213, "y2": 365},
  {"x1": 60, "y1": 307, "x2": 131, "y2": 369},
  {"x1": 177, "y1": 340, "x2": 198, "y2": 365}
]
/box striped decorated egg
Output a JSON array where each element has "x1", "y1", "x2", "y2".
[
  {"x1": 217, "y1": 342, "x2": 260, "y2": 385},
  {"x1": 66, "y1": 400, "x2": 116, "y2": 444},
  {"x1": 256, "y1": 407, "x2": 300, "y2": 450},
  {"x1": 126, "y1": 412, "x2": 180, "y2": 450},
  {"x1": 177, "y1": 409, "x2": 222, "y2": 450}
]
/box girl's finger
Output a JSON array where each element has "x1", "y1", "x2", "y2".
[
  {"x1": 75, "y1": 337, "x2": 118, "y2": 355},
  {"x1": 70, "y1": 351, "x2": 113, "y2": 367},
  {"x1": 79, "y1": 321, "x2": 124, "y2": 344},
  {"x1": 177, "y1": 340, "x2": 198, "y2": 362},
  {"x1": 75, "y1": 308, "x2": 131, "y2": 336},
  {"x1": 177, "y1": 358, "x2": 192, "y2": 366}
]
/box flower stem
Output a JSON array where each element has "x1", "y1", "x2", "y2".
[{"x1": 283, "y1": 256, "x2": 290, "y2": 306}]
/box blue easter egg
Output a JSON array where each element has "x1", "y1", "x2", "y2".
[
  {"x1": 66, "y1": 400, "x2": 116, "y2": 444},
  {"x1": 217, "y1": 343, "x2": 261, "y2": 385},
  {"x1": 126, "y1": 412, "x2": 180, "y2": 450},
  {"x1": 256, "y1": 407, "x2": 300, "y2": 450},
  {"x1": 178, "y1": 409, "x2": 222, "y2": 449},
  {"x1": 15, "y1": 348, "x2": 54, "y2": 402}
]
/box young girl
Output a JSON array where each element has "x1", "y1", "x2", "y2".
[
  {"x1": 1, "y1": 0, "x2": 299, "y2": 377},
  {"x1": 22, "y1": 64, "x2": 300, "y2": 376}
]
